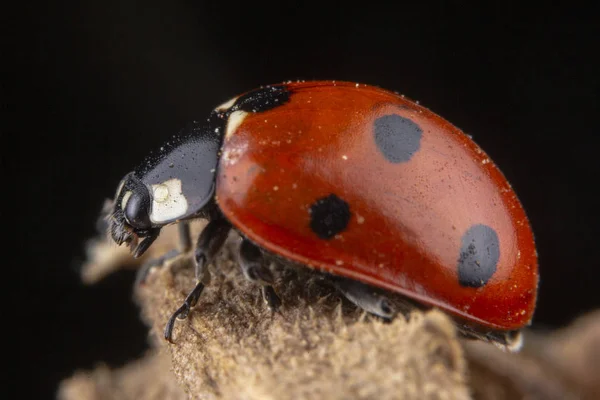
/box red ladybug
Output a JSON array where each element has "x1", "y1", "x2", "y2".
[{"x1": 107, "y1": 81, "x2": 538, "y2": 350}]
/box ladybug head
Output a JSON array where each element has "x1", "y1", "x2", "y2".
[
  {"x1": 108, "y1": 172, "x2": 157, "y2": 257},
  {"x1": 107, "y1": 121, "x2": 223, "y2": 257}
]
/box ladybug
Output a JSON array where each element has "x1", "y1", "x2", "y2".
[{"x1": 107, "y1": 81, "x2": 538, "y2": 350}]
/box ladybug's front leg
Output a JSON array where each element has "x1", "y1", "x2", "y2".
[
  {"x1": 332, "y1": 277, "x2": 396, "y2": 320},
  {"x1": 237, "y1": 238, "x2": 282, "y2": 310},
  {"x1": 164, "y1": 218, "x2": 231, "y2": 343},
  {"x1": 135, "y1": 223, "x2": 193, "y2": 286}
]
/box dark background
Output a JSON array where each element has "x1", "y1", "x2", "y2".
[{"x1": 8, "y1": 2, "x2": 598, "y2": 398}]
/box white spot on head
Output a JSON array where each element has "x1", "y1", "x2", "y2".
[
  {"x1": 121, "y1": 191, "x2": 132, "y2": 211},
  {"x1": 225, "y1": 110, "x2": 249, "y2": 140},
  {"x1": 149, "y1": 179, "x2": 188, "y2": 223},
  {"x1": 215, "y1": 96, "x2": 237, "y2": 112}
]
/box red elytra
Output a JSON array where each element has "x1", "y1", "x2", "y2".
[{"x1": 216, "y1": 81, "x2": 538, "y2": 332}]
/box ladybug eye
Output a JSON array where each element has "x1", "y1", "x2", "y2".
[{"x1": 123, "y1": 188, "x2": 152, "y2": 230}]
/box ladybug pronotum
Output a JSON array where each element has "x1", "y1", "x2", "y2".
[{"x1": 107, "y1": 81, "x2": 538, "y2": 350}]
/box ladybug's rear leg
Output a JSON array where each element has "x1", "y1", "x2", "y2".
[
  {"x1": 331, "y1": 277, "x2": 396, "y2": 320},
  {"x1": 237, "y1": 238, "x2": 282, "y2": 310},
  {"x1": 164, "y1": 218, "x2": 231, "y2": 343},
  {"x1": 135, "y1": 223, "x2": 193, "y2": 286}
]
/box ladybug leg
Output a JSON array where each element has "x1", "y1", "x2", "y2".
[
  {"x1": 237, "y1": 238, "x2": 282, "y2": 310},
  {"x1": 135, "y1": 223, "x2": 193, "y2": 286},
  {"x1": 177, "y1": 221, "x2": 193, "y2": 252},
  {"x1": 458, "y1": 325, "x2": 523, "y2": 352},
  {"x1": 331, "y1": 277, "x2": 396, "y2": 320},
  {"x1": 164, "y1": 218, "x2": 231, "y2": 343}
]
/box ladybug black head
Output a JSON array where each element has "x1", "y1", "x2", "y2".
[
  {"x1": 107, "y1": 120, "x2": 223, "y2": 257},
  {"x1": 108, "y1": 172, "x2": 157, "y2": 257}
]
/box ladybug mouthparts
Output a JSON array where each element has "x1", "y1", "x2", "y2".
[{"x1": 107, "y1": 206, "x2": 137, "y2": 249}]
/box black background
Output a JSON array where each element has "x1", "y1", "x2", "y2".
[{"x1": 8, "y1": 2, "x2": 598, "y2": 398}]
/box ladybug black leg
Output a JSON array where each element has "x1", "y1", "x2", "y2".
[
  {"x1": 135, "y1": 223, "x2": 193, "y2": 286},
  {"x1": 164, "y1": 218, "x2": 231, "y2": 343},
  {"x1": 177, "y1": 221, "x2": 193, "y2": 252},
  {"x1": 237, "y1": 238, "x2": 281, "y2": 310},
  {"x1": 331, "y1": 277, "x2": 396, "y2": 320},
  {"x1": 135, "y1": 248, "x2": 180, "y2": 286}
]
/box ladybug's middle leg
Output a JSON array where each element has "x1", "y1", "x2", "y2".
[
  {"x1": 164, "y1": 217, "x2": 231, "y2": 342},
  {"x1": 331, "y1": 276, "x2": 396, "y2": 320},
  {"x1": 237, "y1": 238, "x2": 282, "y2": 310}
]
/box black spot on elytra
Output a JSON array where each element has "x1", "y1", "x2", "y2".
[
  {"x1": 309, "y1": 194, "x2": 351, "y2": 239},
  {"x1": 231, "y1": 85, "x2": 291, "y2": 114},
  {"x1": 457, "y1": 224, "x2": 500, "y2": 288},
  {"x1": 374, "y1": 114, "x2": 422, "y2": 163}
]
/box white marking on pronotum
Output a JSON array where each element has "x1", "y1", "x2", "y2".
[
  {"x1": 225, "y1": 110, "x2": 249, "y2": 139},
  {"x1": 121, "y1": 191, "x2": 132, "y2": 211},
  {"x1": 149, "y1": 179, "x2": 188, "y2": 223},
  {"x1": 153, "y1": 184, "x2": 169, "y2": 203},
  {"x1": 215, "y1": 96, "x2": 237, "y2": 112}
]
